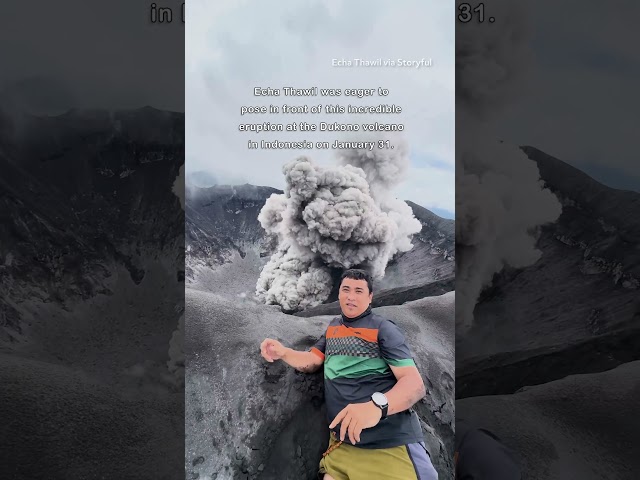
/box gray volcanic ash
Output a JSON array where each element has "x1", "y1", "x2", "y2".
[{"x1": 256, "y1": 136, "x2": 422, "y2": 311}]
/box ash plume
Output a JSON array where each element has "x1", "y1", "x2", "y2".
[
  {"x1": 456, "y1": 0, "x2": 562, "y2": 329},
  {"x1": 456, "y1": 0, "x2": 531, "y2": 116},
  {"x1": 335, "y1": 133, "x2": 410, "y2": 195},
  {"x1": 256, "y1": 134, "x2": 422, "y2": 311},
  {"x1": 456, "y1": 123, "x2": 562, "y2": 328}
]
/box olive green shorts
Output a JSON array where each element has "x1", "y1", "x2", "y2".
[{"x1": 318, "y1": 432, "x2": 438, "y2": 480}]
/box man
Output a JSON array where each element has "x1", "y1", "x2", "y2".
[{"x1": 260, "y1": 269, "x2": 438, "y2": 480}]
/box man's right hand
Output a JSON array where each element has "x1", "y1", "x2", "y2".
[{"x1": 260, "y1": 338, "x2": 288, "y2": 362}]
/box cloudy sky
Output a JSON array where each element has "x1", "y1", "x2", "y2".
[
  {"x1": 494, "y1": 0, "x2": 640, "y2": 192},
  {"x1": 0, "y1": 0, "x2": 184, "y2": 113},
  {"x1": 2, "y1": 0, "x2": 637, "y2": 200},
  {"x1": 186, "y1": 0, "x2": 456, "y2": 218}
]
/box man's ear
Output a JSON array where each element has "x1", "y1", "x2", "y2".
[{"x1": 368, "y1": 292, "x2": 373, "y2": 302}]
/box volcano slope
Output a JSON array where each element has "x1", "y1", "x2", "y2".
[
  {"x1": 185, "y1": 183, "x2": 454, "y2": 301},
  {"x1": 185, "y1": 289, "x2": 455, "y2": 480},
  {"x1": 455, "y1": 147, "x2": 639, "y2": 479},
  {"x1": 457, "y1": 147, "x2": 640, "y2": 397},
  {"x1": 185, "y1": 179, "x2": 456, "y2": 478},
  {"x1": 457, "y1": 361, "x2": 640, "y2": 480},
  {"x1": 0, "y1": 107, "x2": 185, "y2": 478}
]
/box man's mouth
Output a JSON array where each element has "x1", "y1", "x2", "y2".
[{"x1": 346, "y1": 303, "x2": 356, "y2": 308}]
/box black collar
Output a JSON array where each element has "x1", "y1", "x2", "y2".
[{"x1": 341, "y1": 305, "x2": 372, "y2": 323}]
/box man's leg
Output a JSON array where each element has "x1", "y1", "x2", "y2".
[
  {"x1": 343, "y1": 442, "x2": 438, "y2": 480},
  {"x1": 406, "y1": 442, "x2": 438, "y2": 480},
  {"x1": 318, "y1": 433, "x2": 348, "y2": 480}
]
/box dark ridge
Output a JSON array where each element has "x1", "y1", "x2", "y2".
[
  {"x1": 405, "y1": 200, "x2": 455, "y2": 236},
  {"x1": 522, "y1": 145, "x2": 640, "y2": 239},
  {"x1": 293, "y1": 277, "x2": 455, "y2": 317},
  {"x1": 456, "y1": 146, "x2": 640, "y2": 398},
  {"x1": 456, "y1": 323, "x2": 640, "y2": 399}
]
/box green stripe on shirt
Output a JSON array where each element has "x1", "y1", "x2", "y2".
[
  {"x1": 324, "y1": 355, "x2": 391, "y2": 380},
  {"x1": 386, "y1": 358, "x2": 416, "y2": 367}
]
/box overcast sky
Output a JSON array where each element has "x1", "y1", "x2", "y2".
[
  {"x1": 494, "y1": 0, "x2": 640, "y2": 192},
  {"x1": 2, "y1": 1, "x2": 637, "y2": 201},
  {"x1": 0, "y1": 0, "x2": 184, "y2": 113},
  {"x1": 186, "y1": 0, "x2": 456, "y2": 218}
]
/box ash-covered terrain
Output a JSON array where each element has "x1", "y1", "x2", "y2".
[
  {"x1": 456, "y1": 148, "x2": 640, "y2": 479},
  {"x1": 452, "y1": 1, "x2": 639, "y2": 476},
  {"x1": 457, "y1": 147, "x2": 640, "y2": 396},
  {"x1": 186, "y1": 289, "x2": 455, "y2": 480},
  {"x1": 0, "y1": 107, "x2": 185, "y2": 478},
  {"x1": 185, "y1": 183, "x2": 454, "y2": 298},
  {"x1": 185, "y1": 179, "x2": 456, "y2": 479},
  {"x1": 185, "y1": 184, "x2": 281, "y2": 297},
  {"x1": 457, "y1": 361, "x2": 640, "y2": 480}
]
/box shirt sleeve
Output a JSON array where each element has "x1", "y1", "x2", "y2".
[
  {"x1": 378, "y1": 319, "x2": 416, "y2": 368},
  {"x1": 309, "y1": 331, "x2": 326, "y2": 361}
]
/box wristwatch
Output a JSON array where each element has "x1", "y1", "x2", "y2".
[{"x1": 371, "y1": 392, "x2": 388, "y2": 420}]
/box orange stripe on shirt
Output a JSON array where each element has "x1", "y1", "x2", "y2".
[
  {"x1": 310, "y1": 347, "x2": 325, "y2": 361},
  {"x1": 325, "y1": 324, "x2": 378, "y2": 343}
]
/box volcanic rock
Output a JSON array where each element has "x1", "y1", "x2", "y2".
[{"x1": 185, "y1": 288, "x2": 455, "y2": 480}]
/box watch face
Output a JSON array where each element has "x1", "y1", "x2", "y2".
[{"x1": 372, "y1": 392, "x2": 388, "y2": 407}]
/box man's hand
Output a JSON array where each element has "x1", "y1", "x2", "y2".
[
  {"x1": 329, "y1": 401, "x2": 382, "y2": 444},
  {"x1": 260, "y1": 338, "x2": 287, "y2": 362}
]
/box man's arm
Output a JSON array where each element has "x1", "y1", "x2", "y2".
[
  {"x1": 329, "y1": 364, "x2": 426, "y2": 444},
  {"x1": 282, "y1": 348, "x2": 324, "y2": 373},
  {"x1": 378, "y1": 319, "x2": 426, "y2": 414},
  {"x1": 328, "y1": 319, "x2": 427, "y2": 444},
  {"x1": 385, "y1": 364, "x2": 426, "y2": 415},
  {"x1": 260, "y1": 338, "x2": 324, "y2": 373}
]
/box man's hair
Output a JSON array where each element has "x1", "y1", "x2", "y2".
[{"x1": 340, "y1": 269, "x2": 373, "y2": 294}]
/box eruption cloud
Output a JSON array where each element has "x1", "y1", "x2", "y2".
[
  {"x1": 456, "y1": 0, "x2": 531, "y2": 115},
  {"x1": 256, "y1": 133, "x2": 422, "y2": 311},
  {"x1": 456, "y1": 0, "x2": 562, "y2": 329}
]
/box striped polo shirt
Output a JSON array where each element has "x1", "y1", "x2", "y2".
[{"x1": 310, "y1": 307, "x2": 424, "y2": 449}]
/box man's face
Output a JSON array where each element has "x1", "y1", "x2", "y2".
[{"x1": 338, "y1": 277, "x2": 373, "y2": 318}]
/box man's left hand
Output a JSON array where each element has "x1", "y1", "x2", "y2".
[{"x1": 329, "y1": 401, "x2": 382, "y2": 444}]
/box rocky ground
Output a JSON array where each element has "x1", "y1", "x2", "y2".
[
  {"x1": 457, "y1": 361, "x2": 640, "y2": 480},
  {"x1": 184, "y1": 180, "x2": 457, "y2": 479},
  {"x1": 2, "y1": 352, "x2": 184, "y2": 479},
  {"x1": 456, "y1": 147, "x2": 640, "y2": 479},
  {"x1": 185, "y1": 288, "x2": 455, "y2": 480},
  {"x1": 0, "y1": 107, "x2": 185, "y2": 478},
  {"x1": 457, "y1": 148, "x2": 640, "y2": 396}
]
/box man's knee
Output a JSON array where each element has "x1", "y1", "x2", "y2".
[{"x1": 323, "y1": 475, "x2": 335, "y2": 480}]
